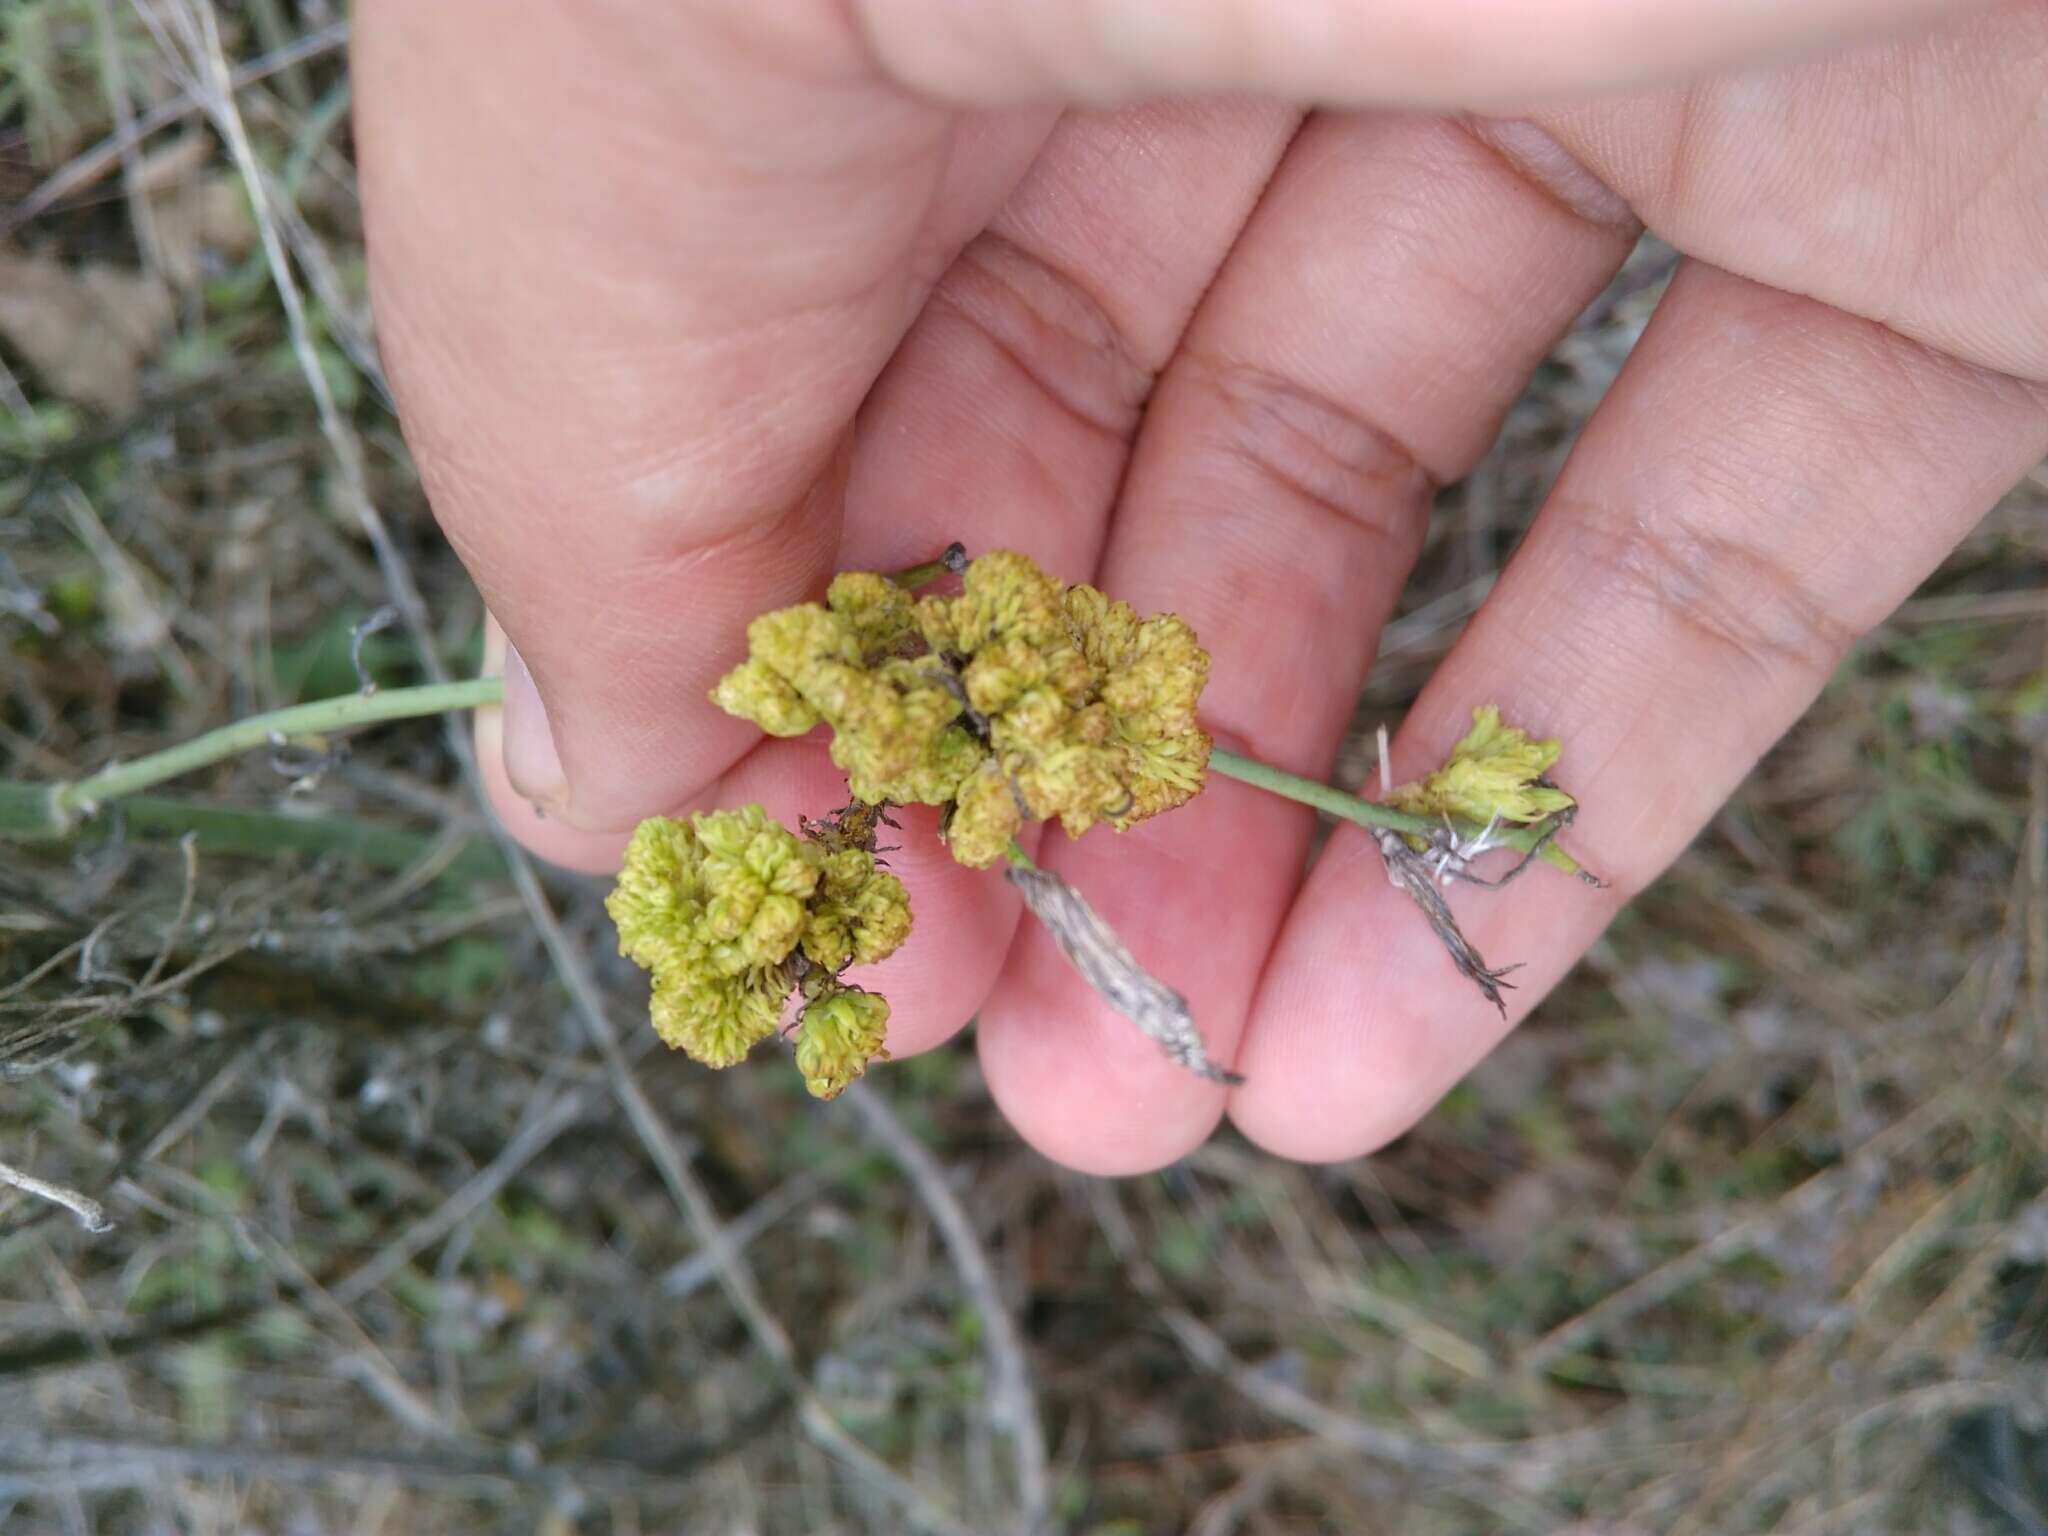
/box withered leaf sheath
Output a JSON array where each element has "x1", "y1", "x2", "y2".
[
  {"x1": 1372, "y1": 828, "x2": 1521, "y2": 1016},
  {"x1": 1006, "y1": 864, "x2": 1244, "y2": 1085}
]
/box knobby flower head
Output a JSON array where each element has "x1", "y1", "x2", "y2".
[
  {"x1": 711, "y1": 550, "x2": 1212, "y2": 868},
  {"x1": 714, "y1": 571, "x2": 983, "y2": 805},
  {"x1": 605, "y1": 806, "x2": 911, "y2": 1095},
  {"x1": 791, "y1": 985, "x2": 891, "y2": 1099},
  {"x1": 1385, "y1": 705, "x2": 1576, "y2": 827}
]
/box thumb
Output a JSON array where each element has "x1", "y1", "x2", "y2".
[
  {"x1": 851, "y1": 0, "x2": 1972, "y2": 110},
  {"x1": 353, "y1": 1, "x2": 1022, "y2": 833}
]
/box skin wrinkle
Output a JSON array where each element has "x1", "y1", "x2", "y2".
[
  {"x1": 1317, "y1": 140, "x2": 1557, "y2": 349},
  {"x1": 1564, "y1": 503, "x2": 1866, "y2": 703},
  {"x1": 1535, "y1": 319, "x2": 1955, "y2": 741},
  {"x1": 893, "y1": 111, "x2": 1298, "y2": 493},
  {"x1": 1189, "y1": 539, "x2": 1392, "y2": 776},
  {"x1": 1193, "y1": 350, "x2": 1441, "y2": 511},
  {"x1": 931, "y1": 232, "x2": 1157, "y2": 438},
  {"x1": 836, "y1": 110, "x2": 1292, "y2": 575},
  {"x1": 1284, "y1": 118, "x2": 1638, "y2": 472},
  {"x1": 1458, "y1": 116, "x2": 1640, "y2": 233}
]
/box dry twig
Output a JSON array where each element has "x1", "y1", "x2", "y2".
[
  {"x1": 846, "y1": 1084, "x2": 1051, "y2": 1532},
  {"x1": 0, "y1": 1160, "x2": 112, "y2": 1234}
]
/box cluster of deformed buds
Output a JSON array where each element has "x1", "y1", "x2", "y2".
[
  {"x1": 1385, "y1": 705, "x2": 1574, "y2": 835},
  {"x1": 713, "y1": 550, "x2": 1210, "y2": 868},
  {"x1": 605, "y1": 804, "x2": 910, "y2": 1098},
  {"x1": 607, "y1": 547, "x2": 1593, "y2": 1098}
]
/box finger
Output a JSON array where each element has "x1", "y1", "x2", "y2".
[
  {"x1": 474, "y1": 617, "x2": 623, "y2": 872},
  {"x1": 355, "y1": 1, "x2": 1043, "y2": 834},
  {"x1": 1531, "y1": 1, "x2": 2048, "y2": 381},
  {"x1": 851, "y1": 0, "x2": 1971, "y2": 111},
  {"x1": 837, "y1": 98, "x2": 1301, "y2": 578},
  {"x1": 771, "y1": 100, "x2": 1308, "y2": 1055},
  {"x1": 976, "y1": 113, "x2": 1639, "y2": 1173},
  {"x1": 1233, "y1": 260, "x2": 2048, "y2": 1162},
  {"x1": 468, "y1": 100, "x2": 1303, "y2": 1062}
]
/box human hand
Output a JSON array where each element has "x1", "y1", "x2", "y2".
[{"x1": 354, "y1": 0, "x2": 2048, "y2": 1172}]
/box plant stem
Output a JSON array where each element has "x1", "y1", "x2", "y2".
[
  {"x1": 890, "y1": 541, "x2": 969, "y2": 591},
  {"x1": 5, "y1": 678, "x2": 504, "y2": 839},
  {"x1": 1002, "y1": 840, "x2": 1036, "y2": 871},
  {"x1": 1208, "y1": 748, "x2": 1587, "y2": 878},
  {"x1": 1209, "y1": 749, "x2": 1438, "y2": 837},
  {"x1": 9, "y1": 540, "x2": 972, "y2": 839},
  {"x1": 84, "y1": 794, "x2": 504, "y2": 877},
  {"x1": 0, "y1": 657, "x2": 1587, "y2": 883}
]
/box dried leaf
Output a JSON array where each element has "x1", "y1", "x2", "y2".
[
  {"x1": 147, "y1": 170, "x2": 256, "y2": 289},
  {"x1": 0, "y1": 250, "x2": 171, "y2": 412},
  {"x1": 1373, "y1": 829, "x2": 1521, "y2": 1016}
]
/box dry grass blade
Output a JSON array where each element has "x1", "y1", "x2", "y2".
[
  {"x1": 0, "y1": 1160, "x2": 112, "y2": 1234},
  {"x1": 1085, "y1": 1183, "x2": 1582, "y2": 1493},
  {"x1": 327, "y1": 1085, "x2": 590, "y2": 1309},
  {"x1": 0, "y1": 1427, "x2": 747, "y2": 1502},
  {"x1": 846, "y1": 1083, "x2": 1051, "y2": 1532},
  {"x1": 0, "y1": 20, "x2": 349, "y2": 236},
  {"x1": 1521, "y1": 1085, "x2": 1964, "y2": 1375}
]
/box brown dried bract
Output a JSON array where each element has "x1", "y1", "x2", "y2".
[
  {"x1": 1006, "y1": 863, "x2": 1243, "y2": 1086},
  {"x1": 1372, "y1": 829, "x2": 1522, "y2": 1017}
]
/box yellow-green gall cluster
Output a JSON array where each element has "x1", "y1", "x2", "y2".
[
  {"x1": 605, "y1": 806, "x2": 910, "y2": 1097},
  {"x1": 1386, "y1": 706, "x2": 1576, "y2": 827},
  {"x1": 713, "y1": 572, "x2": 983, "y2": 806},
  {"x1": 712, "y1": 552, "x2": 1211, "y2": 868},
  {"x1": 792, "y1": 988, "x2": 891, "y2": 1100}
]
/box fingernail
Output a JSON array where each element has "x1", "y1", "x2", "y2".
[{"x1": 501, "y1": 642, "x2": 571, "y2": 815}]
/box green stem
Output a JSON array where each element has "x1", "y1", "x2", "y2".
[
  {"x1": 1207, "y1": 747, "x2": 1586, "y2": 878},
  {"x1": 1209, "y1": 748, "x2": 1438, "y2": 838},
  {"x1": 8, "y1": 542, "x2": 972, "y2": 839},
  {"x1": 890, "y1": 541, "x2": 968, "y2": 591},
  {"x1": 0, "y1": 634, "x2": 1588, "y2": 883},
  {"x1": 112, "y1": 795, "x2": 504, "y2": 877},
  {"x1": 1002, "y1": 840, "x2": 1037, "y2": 872},
  {"x1": 6, "y1": 678, "x2": 505, "y2": 838}
]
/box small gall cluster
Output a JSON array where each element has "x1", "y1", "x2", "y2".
[
  {"x1": 713, "y1": 551, "x2": 1211, "y2": 868},
  {"x1": 1385, "y1": 705, "x2": 1576, "y2": 833},
  {"x1": 604, "y1": 806, "x2": 910, "y2": 1098}
]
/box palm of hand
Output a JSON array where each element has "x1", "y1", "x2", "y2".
[{"x1": 359, "y1": 4, "x2": 2047, "y2": 1171}]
